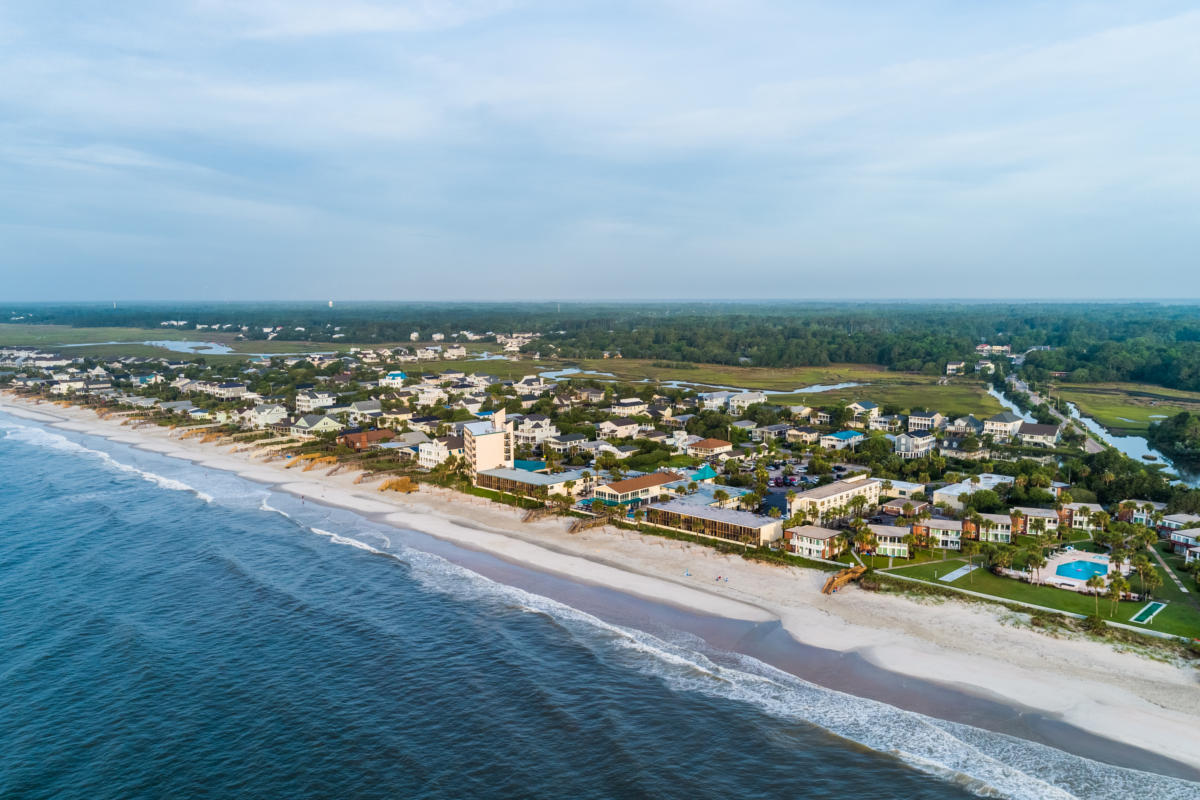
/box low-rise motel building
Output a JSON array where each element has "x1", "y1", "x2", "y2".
[
  {"x1": 785, "y1": 524, "x2": 843, "y2": 560},
  {"x1": 787, "y1": 475, "x2": 881, "y2": 523},
  {"x1": 592, "y1": 472, "x2": 683, "y2": 509},
  {"x1": 644, "y1": 500, "x2": 783, "y2": 546},
  {"x1": 475, "y1": 467, "x2": 592, "y2": 498}
]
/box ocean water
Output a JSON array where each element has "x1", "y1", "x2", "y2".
[{"x1": 1, "y1": 411, "x2": 1196, "y2": 800}]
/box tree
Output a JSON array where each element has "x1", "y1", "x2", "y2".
[
  {"x1": 713, "y1": 489, "x2": 730, "y2": 506},
  {"x1": 1107, "y1": 575, "x2": 1130, "y2": 616},
  {"x1": 1026, "y1": 549, "x2": 1047, "y2": 583},
  {"x1": 961, "y1": 539, "x2": 980, "y2": 582},
  {"x1": 1085, "y1": 574, "x2": 1106, "y2": 616}
]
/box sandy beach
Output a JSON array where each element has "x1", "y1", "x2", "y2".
[{"x1": 4, "y1": 393, "x2": 1199, "y2": 773}]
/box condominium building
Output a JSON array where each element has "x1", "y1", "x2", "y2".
[
  {"x1": 464, "y1": 409, "x2": 514, "y2": 479},
  {"x1": 787, "y1": 475, "x2": 881, "y2": 522}
]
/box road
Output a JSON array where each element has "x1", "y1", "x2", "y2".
[{"x1": 1006, "y1": 377, "x2": 1104, "y2": 453}]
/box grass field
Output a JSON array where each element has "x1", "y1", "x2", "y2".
[
  {"x1": 888, "y1": 557, "x2": 1200, "y2": 639},
  {"x1": 0, "y1": 323, "x2": 203, "y2": 346},
  {"x1": 570, "y1": 359, "x2": 898, "y2": 390},
  {"x1": 1052, "y1": 382, "x2": 1200, "y2": 434},
  {"x1": 769, "y1": 382, "x2": 1002, "y2": 418}
]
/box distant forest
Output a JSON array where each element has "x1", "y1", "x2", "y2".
[{"x1": 9, "y1": 301, "x2": 1200, "y2": 391}]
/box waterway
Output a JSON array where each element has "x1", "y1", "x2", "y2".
[{"x1": 988, "y1": 386, "x2": 1200, "y2": 487}]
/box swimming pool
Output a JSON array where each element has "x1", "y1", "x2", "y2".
[{"x1": 1054, "y1": 560, "x2": 1108, "y2": 580}]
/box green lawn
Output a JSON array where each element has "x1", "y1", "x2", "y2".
[
  {"x1": 888, "y1": 557, "x2": 1200, "y2": 639},
  {"x1": 1053, "y1": 383, "x2": 1200, "y2": 434}
]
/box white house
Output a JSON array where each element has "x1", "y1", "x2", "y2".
[
  {"x1": 893, "y1": 432, "x2": 935, "y2": 459},
  {"x1": 983, "y1": 412, "x2": 1024, "y2": 440}
]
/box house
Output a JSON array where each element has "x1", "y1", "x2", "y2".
[
  {"x1": 574, "y1": 388, "x2": 606, "y2": 404},
  {"x1": 408, "y1": 415, "x2": 442, "y2": 434},
  {"x1": 645, "y1": 500, "x2": 783, "y2": 546},
  {"x1": 1010, "y1": 506, "x2": 1060, "y2": 534},
  {"x1": 819, "y1": 430, "x2": 863, "y2": 450},
  {"x1": 211, "y1": 382, "x2": 247, "y2": 400},
  {"x1": 609, "y1": 397, "x2": 648, "y2": 415},
  {"x1": 698, "y1": 391, "x2": 736, "y2": 411},
  {"x1": 913, "y1": 518, "x2": 963, "y2": 550},
  {"x1": 879, "y1": 479, "x2": 925, "y2": 500},
  {"x1": 893, "y1": 431, "x2": 935, "y2": 459},
  {"x1": 380, "y1": 371, "x2": 408, "y2": 388},
  {"x1": 786, "y1": 525, "x2": 843, "y2": 560},
  {"x1": 847, "y1": 400, "x2": 880, "y2": 421},
  {"x1": 1017, "y1": 422, "x2": 1061, "y2": 448},
  {"x1": 463, "y1": 410, "x2": 514, "y2": 478},
  {"x1": 346, "y1": 399, "x2": 383, "y2": 424},
  {"x1": 686, "y1": 438, "x2": 734, "y2": 458},
  {"x1": 962, "y1": 513, "x2": 1013, "y2": 543},
  {"x1": 931, "y1": 473, "x2": 1013, "y2": 511},
  {"x1": 867, "y1": 524, "x2": 911, "y2": 558},
  {"x1": 512, "y1": 414, "x2": 560, "y2": 447},
  {"x1": 880, "y1": 499, "x2": 929, "y2": 517},
  {"x1": 1115, "y1": 500, "x2": 1167, "y2": 526},
  {"x1": 975, "y1": 360, "x2": 995, "y2": 374},
  {"x1": 597, "y1": 417, "x2": 641, "y2": 440},
  {"x1": 788, "y1": 475, "x2": 881, "y2": 523},
  {"x1": 545, "y1": 433, "x2": 589, "y2": 454},
  {"x1": 945, "y1": 361, "x2": 966, "y2": 376},
  {"x1": 786, "y1": 426, "x2": 820, "y2": 445},
  {"x1": 868, "y1": 414, "x2": 905, "y2": 432},
  {"x1": 418, "y1": 435, "x2": 465, "y2": 469},
  {"x1": 983, "y1": 411, "x2": 1024, "y2": 440},
  {"x1": 907, "y1": 410, "x2": 944, "y2": 432},
  {"x1": 296, "y1": 389, "x2": 337, "y2": 414},
  {"x1": 592, "y1": 472, "x2": 684, "y2": 508},
  {"x1": 1059, "y1": 503, "x2": 1101, "y2": 533},
  {"x1": 241, "y1": 403, "x2": 288, "y2": 429},
  {"x1": 728, "y1": 392, "x2": 768, "y2": 414},
  {"x1": 752, "y1": 423, "x2": 793, "y2": 442},
  {"x1": 291, "y1": 414, "x2": 344, "y2": 438},
  {"x1": 945, "y1": 415, "x2": 985, "y2": 437},
  {"x1": 813, "y1": 410, "x2": 834, "y2": 426},
  {"x1": 1162, "y1": 514, "x2": 1200, "y2": 556},
  {"x1": 337, "y1": 429, "x2": 396, "y2": 451}
]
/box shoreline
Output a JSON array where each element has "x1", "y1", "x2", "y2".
[{"x1": 3, "y1": 392, "x2": 1200, "y2": 778}]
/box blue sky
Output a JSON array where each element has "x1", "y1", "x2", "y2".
[{"x1": 2, "y1": 1, "x2": 1198, "y2": 300}]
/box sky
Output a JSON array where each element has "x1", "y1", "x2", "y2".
[{"x1": 2, "y1": 1, "x2": 1198, "y2": 301}]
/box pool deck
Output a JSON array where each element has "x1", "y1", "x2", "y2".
[{"x1": 1039, "y1": 550, "x2": 1127, "y2": 593}]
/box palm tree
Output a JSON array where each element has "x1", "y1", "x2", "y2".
[
  {"x1": 961, "y1": 539, "x2": 980, "y2": 582},
  {"x1": 1107, "y1": 575, "x2": 1130, "y2": 616},
  {"x1": 713, "y1": 488, "x2": 730, "y2": 506},
  {"x1": 1026, "y1": 549, "x2": 1047, "y2": 583},
  {"x1": 1085, "y1": 574, "x2": 1106, "y2": 615},
  {"x1": 1131, "y1": 554, "x2": 1153, "y2": 595}
]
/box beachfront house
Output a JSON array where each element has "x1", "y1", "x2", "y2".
[
  {"x1": 913, "y1": 518, "x2": 962, "y2": 550},
  {"x1": 786, "y1": 525, "x2": 843, "y2": 560},
  {"x1": 475, "y1": 467, "x2": 591, "y2": 499},
  {"x1": 418, "y1": 435, "x2": 466, "y2": 469},
  {"x1": 867, "y1": 524, "x2": 911, "y2": 558}
]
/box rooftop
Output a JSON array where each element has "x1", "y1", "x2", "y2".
[
  {"x1": 649, "y1": 499, "x2": 779, "y2": 529},
  {"x1": 478, "y1": 468, "x2": 587, "y2": 486}
]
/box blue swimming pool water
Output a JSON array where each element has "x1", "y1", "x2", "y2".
[{"x1": 1055, "y1": 560, "x2": 1108, "y2": 580}]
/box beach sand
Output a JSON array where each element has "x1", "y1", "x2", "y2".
[{"x1": 4, "y1": 393, "x2": 1199, "y2": 773}]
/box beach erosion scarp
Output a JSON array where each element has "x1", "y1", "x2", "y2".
[{"x1": 2, "y1": 391, "x2": 1200, "y2": 777}]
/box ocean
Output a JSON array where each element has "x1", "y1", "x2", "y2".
[{"x1": 1, "y1": 409, "x2": 1196, "y2": 800}]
